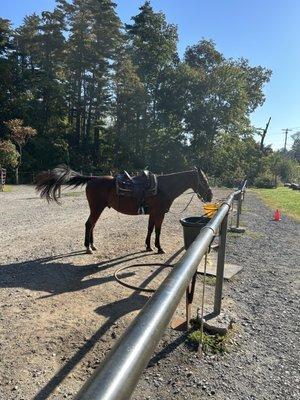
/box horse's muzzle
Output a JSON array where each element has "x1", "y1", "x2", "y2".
[{"x1": 198, "y1": 190, "x2": 213, "y2": 203}]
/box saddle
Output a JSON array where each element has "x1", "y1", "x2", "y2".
[{"x1": 116, "y1": 170, "x2": 158, "y2": 214}]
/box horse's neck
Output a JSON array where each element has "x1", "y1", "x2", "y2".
[{"x1": 159, "y1": 171, "x2": 195, "y2": 201}]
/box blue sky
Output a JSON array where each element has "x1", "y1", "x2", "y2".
[{"x1": 1, "y1": 0, "x2": 299, "y2": 149}]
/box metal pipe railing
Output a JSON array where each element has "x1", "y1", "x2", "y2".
[
  {"x1": 75, "y1": 191, "x2": 239, "y2": 400},
  {"x1": 229, "y1": 180, "x2": 247, "y2": 233}
]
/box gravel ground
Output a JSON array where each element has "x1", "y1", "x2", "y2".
[{"x1": 0, "y1": 185, "x2": 299, "y2": 400}]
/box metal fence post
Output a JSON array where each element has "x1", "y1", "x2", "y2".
[
  {"x1": 213, "y1": 213, "x2": 228, "y2": 315},
  {"x1": 236, "y1": 191, "x2": 242, "y2": 228},
  {"x1": 229, "y1": 185, "x2": 246, "y2": 233}
]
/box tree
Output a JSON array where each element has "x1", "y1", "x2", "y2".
[
  {"x1": 290, "y1": 132, "x2": 300, "y2": 162},
  {"x1": 125, "y1": 1, "x2": 179, "y2": 168},
  {"x1": 212, "y1": 131, "x2": 260, "y2": 185},
  {"x1": 0, "y1": 18, "x2": 19, "y2": 129},
  {"x1": 0, "y1": 140, "x2": 19, "y2": 169},
  {"x1": 5, "y1": 119, "x2": 36, "y2": 183},
  {"x1": 58, "y1": 0, "x2": 122, "y2": 165},
  {"x1": 183, "y1": 40, "x2": 271, "y2": 172},
  {"x1": 114, "y1": 52, "x2": 147, "y2": 169},
  {"x1": 0, "y1": 1, "x2": 274, "y2": 178}
]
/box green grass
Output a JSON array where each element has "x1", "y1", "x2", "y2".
[
  {"x1": 252, "y1": 187, "x2": 300, "y2": 221},
  {"x1": 1, "y1": 185, "x2": 13, "y2": 192},
  {"x1": 186, "y1": 317, "x2": 237, "y2": 354},
  {"x1": 198, "y1": 275, "x2": 216, "y2": 286},
  {"x1": 188, "y1": 331, "x2": 229, "y2": 354},
  {"x1": 245, "y1": 230, "x2": 266, "y2": 239}
]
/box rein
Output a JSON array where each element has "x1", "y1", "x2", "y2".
[
  {"x1": 168, "y1": 192, "x2": 196, "y2": 214},
  {"x1": 167, "y1": 171, "x2": 208, "y2": 215}
]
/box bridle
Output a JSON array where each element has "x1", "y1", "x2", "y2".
[{"x1": 195, "y1": 169, "x2": 210, "y2": 203}]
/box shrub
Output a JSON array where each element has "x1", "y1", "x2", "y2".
[{"x1": 254, "y1": 173, "x2": 275, "y2": 188}]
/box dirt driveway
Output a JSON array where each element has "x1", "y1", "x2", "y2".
[{"x1": 0, "y1": 185, "x2": 299, "y2": 400}]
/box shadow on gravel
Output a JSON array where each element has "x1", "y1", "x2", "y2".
[
  {"x1": 0, "y1": 250, "x2": 155, "y2": 297},
  {"x1": 33, "y1": 246, "x2": 185, "y2": 400},
  {"x1": 148, "y1": 333, "x2": 187, "y2": 367}
]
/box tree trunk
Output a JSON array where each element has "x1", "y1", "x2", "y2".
[
  {"x1": 15, "y1": 166, "x2": 19, "y2": 185},
  {"x1": 93, "y1": 126, "x2": 100, "y2": 164}
]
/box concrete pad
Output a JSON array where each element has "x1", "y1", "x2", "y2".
[{"x1": 197, "y1": 252, "x2": 243, "y2": 279}]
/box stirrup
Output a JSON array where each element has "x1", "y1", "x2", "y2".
[{"x1": 138, "y1": 207, "x2": 145, "y2": 215}]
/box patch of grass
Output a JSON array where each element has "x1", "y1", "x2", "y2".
[
  {"x1": 1, "y1": 185, "x2": 13, "y2": 192},
  {"x1": 186, "y1": 318, "x2": 237, "y2": 354},
  {"x1": 227, "y1": 232, "x2": 240, "y2": 239},
  {"x1": 199, "y1": 275, "x2": 216, "y2": 286},
  {"x1": 245, "y1": 230, "x2": 266, "y2": 239},
  {"x1": 240, "y1": 206, "x2": 251, "y2": 212},
  {"x1": 252, "y1": 187, "x2": 300, "y2": 221},
  {"x1": 187, "y1": 331, "x2": 229, "y2": 354}
]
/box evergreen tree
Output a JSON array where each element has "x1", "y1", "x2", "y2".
[
  {"x1": 125, "y1": 1, "x2": 179, "y2": 168},
  {"x1": 58, "y1": 0, "x2": 122, "y2": 168}
]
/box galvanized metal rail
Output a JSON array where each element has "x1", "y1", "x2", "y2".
[
  {"x1": 229, "y1": 179, "x2": 247, "y2": 233},
  {"x1": 75, "y1": 189, "x2": 245, "y2": 400}
]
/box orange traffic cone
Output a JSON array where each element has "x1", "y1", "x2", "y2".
[{"x1": 273, "y1": 209, "x2": 281, "y2": 221}]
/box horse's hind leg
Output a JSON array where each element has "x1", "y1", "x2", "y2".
[
  {"x1": 154, "y1": 213, "x2": 165, "y2": 254},
  {"x1": 145, "y1": 214, "x2": 155, "y2": 251},
  {"x1": 84, "y1": 208, "x2": 104, "y2": 254}
]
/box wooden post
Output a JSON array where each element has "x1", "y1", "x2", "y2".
[{"x1": 0, "y1": 168, "x2": 6, "y2": 192}]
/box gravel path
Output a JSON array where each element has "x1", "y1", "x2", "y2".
[{"x1": 0, "y1": 185, "x2": 299, "y2": 400}]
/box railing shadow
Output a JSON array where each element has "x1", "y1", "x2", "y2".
[
  {"x1": 33, "y1": 246, "x2": 185, "y2": 400},
  {"x1": 0, "y1": 250, "x2": 152, "y2": 296}
]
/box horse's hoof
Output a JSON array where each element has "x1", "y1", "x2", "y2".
[
  {"x1": 157, "y1": 249, "x2": 165, "y2": 254},
  {"x1": 91, "y1": 245, "x2": 97, "y2": 251},
  {"x1": 146, "y1": 247, "x2": 153, "y2": 252},
  {"x1": 86, "y1": 248, "x2": 93, "y2": 254}
]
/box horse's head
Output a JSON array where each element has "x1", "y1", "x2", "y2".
[{"x1": 193, "y1": 167, "x2": 213, "y2": 202}]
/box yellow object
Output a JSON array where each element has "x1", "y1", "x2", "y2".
[{"x1": 203, "y1": 203, "x2": 219, "y2": 218}]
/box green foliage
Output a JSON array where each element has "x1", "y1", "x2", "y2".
[
  {"x1": 183, "y1": 41, "x2": 271, "y2": 170},
  {"x1": 0, "y1": 1, "x2": 273, "y2": 180},
  {"x1": 289, "y1": 132, "x2": 300, "y2": 162},
  {"x1": 261, "y1": 151, "x2": 300, "y2": 187},
  {"x1": 211, "y1": 131, "x2": 260, "y2": 186},
  {"x1": 0, "y1": 139, "x2": 19, "y2": 168},
  {"x1": 254, "y1": 172, "x2": 275, "y2": 188},
  {"x1": 187, "y1": 331, "x2": 229, "y2": 354}
]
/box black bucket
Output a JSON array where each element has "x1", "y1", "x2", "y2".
[{"x1": 180, "y1": 216, "x2": 210, "y2": 250}]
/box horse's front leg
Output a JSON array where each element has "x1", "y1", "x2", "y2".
[
  {"x1": 154, "y1": 213, "x2": 165, "y2": 254},
  {"x1": 145, "y1": 214, "x2": 155, "y2": 251}
]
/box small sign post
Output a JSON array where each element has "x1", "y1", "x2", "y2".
[{"x1": 0, "y1": 168, "x2": 6, "y2": 191}]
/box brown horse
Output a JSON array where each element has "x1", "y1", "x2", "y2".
[{"x1": 36, "y1": 166, "x2": 212, "y2": 254}]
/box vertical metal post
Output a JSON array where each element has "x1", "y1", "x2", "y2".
[
  {"x1": 228, "y1": 189, "x2": 245, "y2": 233},
  {"x1": 213, "y1": 213, "x2": 228, "y2": 315},
  {"x1": 185, "y1": 272, "x2": 197, "y2": 330},
  {"x1": 236, "y1": 191, "x2": 242, "y2": 228}
]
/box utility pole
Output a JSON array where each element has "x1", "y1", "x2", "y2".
[{"x1": 282, "y1": 128, "x2": 293, "y2": 152}]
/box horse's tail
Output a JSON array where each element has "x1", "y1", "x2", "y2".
[{"x1": 35, "y1": 164, "x2": 93, "y2": 203}]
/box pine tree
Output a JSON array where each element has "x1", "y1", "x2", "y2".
[
  {"x1": 58, "y1": 0, "x2": 122, "y2": 168},
  {"x1": 125, "y1": 1, "x2": 179, "y2": 168}
]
